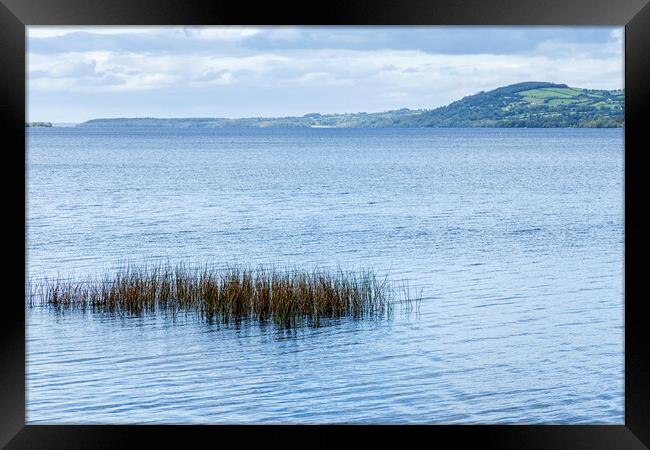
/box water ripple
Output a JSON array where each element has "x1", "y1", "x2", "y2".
[{"x1": 26, "y1": 127, "x2": 623, "y2": 424}]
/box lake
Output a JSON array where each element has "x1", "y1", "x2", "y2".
[{"x1": 26, "y1": 127, "x2": 624, "y2": 424}]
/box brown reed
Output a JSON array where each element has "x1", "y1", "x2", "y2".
[{"x1": 28, "y1": 264, "x2": 408, "y2": 327}]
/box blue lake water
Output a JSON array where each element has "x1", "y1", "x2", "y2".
[{"x1": 26, "y1": 127, "x2": 624, "y2": 424}]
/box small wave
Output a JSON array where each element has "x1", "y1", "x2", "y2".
[{"x1": 511, "y1": 227, "x2": 542, "y2": 234}]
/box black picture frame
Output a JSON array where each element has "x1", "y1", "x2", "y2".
[{"x1": 2, "y1": 0, "x2": 648, "y2": 448}]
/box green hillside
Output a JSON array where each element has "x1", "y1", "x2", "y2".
[
  {"x1": 402, "y1": 82, "x2": 624, "y2": 128},
  {"x1": 79, "y1": 82, "x2": 624, "y2": 129}
]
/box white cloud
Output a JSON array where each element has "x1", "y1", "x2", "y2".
[
  {"x1": 26, "y1": 27, "x2": 624, "y2": 121},
  {"x1": 27, "y1": 47, "x2": 623, "y2": 98},
  {"x1": 294, "y1": 72, "x2": 353, "y2": 86},
  {"x1": 182, "y1": 26, "x2": 263, "y2": 41},
  {"x1": 190, "y1": 70, "x2": 236, "y2": 87}
]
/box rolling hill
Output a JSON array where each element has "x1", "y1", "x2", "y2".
[{"x1": 78, "y1": 82, "x2": 624, "y2": 129}]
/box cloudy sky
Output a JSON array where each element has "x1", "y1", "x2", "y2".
[{"x1": 27, "y1": 26, "x2": 623, "y2": 123}]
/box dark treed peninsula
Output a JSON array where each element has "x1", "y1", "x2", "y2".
[{"x1": 77, "y1": 82, "x2": 624, "y2": 129}]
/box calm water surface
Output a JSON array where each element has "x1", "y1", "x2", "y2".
[{"x1": 26, "y1": 127, "x2": 624, "y2": 424}]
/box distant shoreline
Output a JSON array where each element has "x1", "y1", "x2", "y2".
[
  {"x1": 25, "y1": 122, "x2": 52, "y2": 128},
  {"x1": 31, "y1": 81, "x2": 624, "y2": 129},
  {"x1": 79, "y1": 82, "x2": 624, "y2": 129},
  {"x1": 27, "y1": 124, "x2": 625, "y2": 130}
]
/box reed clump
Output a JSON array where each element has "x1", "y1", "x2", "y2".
[{"x1": 28, "y1": 265, "x2": 404, "y2": 327}]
